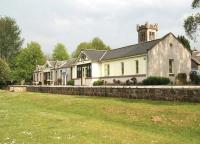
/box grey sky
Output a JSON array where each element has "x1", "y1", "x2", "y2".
[{"x1": 0, "y1": 0, "x2": 199, "y2": 54}]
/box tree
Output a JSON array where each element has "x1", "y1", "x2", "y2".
[
  {"x1": 0, "y1": 16, "x2": 23, "y2": 63},
  {"x1": 13, "y1": 42, "x2": 45, "y2": 83},
  {"x1": 177, "y1": 35, "x2": 191, "y2": 51},
  {"x1": 52, "y1": 43, "x2": 70, "y2": 60},
  {"x1": 184, "y1": 0, "x2": 200, "y2": 41},
  {"x1": 91, "y1": 37, "x2": 111, "y2": 50},
  {"x1": 0, "y1": 58, "x2": 10, "y2": 83},
  {"x1": 72, "y1": 42, "x2": 92, "y2": 58},
  {"x1": 72, "y1": 37, "x2": 111, "y2": 58}
]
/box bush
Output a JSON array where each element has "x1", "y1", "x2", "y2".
[
  {"x1": 93, "y1": 80, "x2": 104, "y2": 86},
  {"x1": 142, "y1": 76, "x2": 170, "y2": 85},
  {"x1": 190, "y1": 72, "x2": 200, "y2": 84},
  {"x1": 67, "y1": 80, "x2": 74, "y2": 86},
  {"x1": 113, "y1": 79, "x2": 121, "y2": 85},
  {"x1": 126, "y1": 77, "x2": 137, "y2": 85},
  {"x1": 175, "y1": 73, "x2": 187, "y2": 85}
]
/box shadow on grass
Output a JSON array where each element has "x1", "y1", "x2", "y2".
[{"x1": 72, "y1": 95, "x2": 199, "y2": 106}]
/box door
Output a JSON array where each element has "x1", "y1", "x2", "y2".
[{"x1": 82, "y1": 67, "x2": 87, "y2": 85}]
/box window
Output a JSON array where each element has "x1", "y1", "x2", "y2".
[
  {"x1": 140, "y1": 32, "x2": 146, "y2": 42},
  {"x1": 81, "y1": 53, "x2": 86, "y2": 61},
  {"x1": 60, "y1": 70, "x2": 62, "y2": 78},
  {"x1": 77, "y1": 64, "x2": 92, "y2": 78},
  {"x1": 77, "y1": 66, "x2": 82, "y2": 78},
  {"x1": 149, "y1": 32, "x2": 155, "y2": 40},
  {"x1": 169, "y1": 59, "x2": 174, "y2": 74},
  {"x1": 135, "y1": 60, "x2": 139, "y2": 74},
  {"x1": 105, "y1": 64, "x2": 110, "y2": 76},
  {"x1": 86, "y1": 64, "x2": 91, "y2": 77},
  {"x1": 121, "y1": 62, "x2": 124, "y2": 75}
]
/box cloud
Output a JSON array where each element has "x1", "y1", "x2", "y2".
[{"x1": 0, "y1": 0, "x2": 199, "y2": 54}]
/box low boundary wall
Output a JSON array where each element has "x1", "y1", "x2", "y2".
[{"x1": 22, "y1": 85, "x2": 200, "y2": 103}]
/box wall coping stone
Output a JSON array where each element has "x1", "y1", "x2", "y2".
[{"x1": 17, "y1": 85, "x2": 200, "y2": 89}]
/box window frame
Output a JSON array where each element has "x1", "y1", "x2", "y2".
[
  {"x1": 121, "y1": 62, "x2": 124, "y2": 75},
  {"x1": 169, "y1": 59, "x2": 174, "y2": 74},
  {"x1": 135, "y1": 60, "x2": 139, "y2": 74}
]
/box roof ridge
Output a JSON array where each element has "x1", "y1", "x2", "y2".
[
  {"x1": 108, "y1": 38, "x2": 161, "y2": 52},
  {"x1": 84, "y1": 49, "x2": 107, "y2": 52},
  {"x1": 99, "y1": 51, "x2": 107, "y2": 61}
]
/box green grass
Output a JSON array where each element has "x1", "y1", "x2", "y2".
[{"x1": 0, "y1": 90, "x2": 200, "y2": 144}]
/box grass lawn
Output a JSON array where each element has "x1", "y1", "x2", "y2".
[{"x1": 0, "y1": 90, "x2": 200, "y2": 144}]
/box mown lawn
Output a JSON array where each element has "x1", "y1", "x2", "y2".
[{"x1": 0, "y1": 90, "x2": 200, "y2": 144}]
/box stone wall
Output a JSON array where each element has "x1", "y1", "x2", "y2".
[
  {"x1": 9, "y1": 85, "x2": 27, "y2": 92},
  {"x1": 25, "y1": 86, "x2": 200, "y2": 103}
]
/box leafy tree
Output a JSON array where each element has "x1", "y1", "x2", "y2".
[
  {"x1": 0, "y1": 58, "x2": 10, "y2": 83},
  {"x1": 13, "y1": 42, "x2": 45, "y2": 83},
  {"x1": 0, "y1": 16, "x2": 23, "y2": 63},
  {"x1": 91, "y1": 37, "x2": 111, "y2": 50},
  {"x1": 52, "y1": 43, "x2": 70, "y2": 60},
  {"x1": 73, "y1": 37, "x2": 111, "y2": 58},
  {"x1": 184, "y1": 0, "x2": 200, "y2": 41},
  {"x1": 72, "y1": 42, "x2": 92, "y2": 58},
  {"x1": 177, "y1": 35, "x2": 191, "y2": 51},
  {"x1": 192, "y1": 0, "x2": 200, "y2": 8}
]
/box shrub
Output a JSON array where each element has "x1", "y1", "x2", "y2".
[
  {"x1": 190, "y1": 72, "x2": 200, "y2": 84},
  {"x1": 142, "y1": 76, "x2": 170, "y2": 85},
  {"x1": 175, "y1": 73, "x2": 187, "y2": 85},
  {"x1": 113, "y1": 79, "x2": 121, "y2": 85},
  {"x1": 93, "y1": 80, "x2": 104, "y2": 86},
  {"x1": 67, "y1": 80, "x2": 74, "y2": 86},
  {"x1": 126, "y1": 77, "x2": 137, "y2": 85}
]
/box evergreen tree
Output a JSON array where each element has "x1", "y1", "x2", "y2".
[
  {"x1": 0, "y1": 58, "x2": 10, "y2": 83},
  {"x1": 0, "y1": 16, "x2": 23, "y2": 63},
  {"x1": 177, "y1": 35, "x2": 191, "y2": 51}
]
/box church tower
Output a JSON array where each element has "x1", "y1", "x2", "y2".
[{"x1": 137, "y1": 22, "x2": 159, "y2": 43}]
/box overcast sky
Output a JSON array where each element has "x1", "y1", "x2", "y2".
[{"x1": 0, "y1": 0, "x2": 199, "y2": 54}]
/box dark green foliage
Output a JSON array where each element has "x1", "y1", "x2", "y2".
[
  {"x1": 52, "y1": 43, "x2": 70, "y2": 60},
  {"x1": 0, "y1": 16, "x2": 23, "y2": 63},
  {"x1": 0, "y1": 58, "x2": 10, "y2": 83},
  {"x1": 142, "y1": 77, "x2": 170, "y2": 85},
  {"x1": 190, "y1": 71, "x2": 200, "y2": 84},
  {"x1": 177, "y1": 36, "x2": 191, "y2": 51},
  {"x1": 192, "y1": 0, "x2": 200, "y2": 8},
  {"x1": 67, "y1": 80, "x2": 74, "y2": 86},
  {"x1": 175, "y1": 73, "x2": 187, "y2": 85},
  {"x1": 13, "y1": 42, "x2": 45, "y2": 83},
  {"x1": 184, "y1": 0, "x2": 200, "y2": 40},
  {"x1": 93, "y1": 80, "x2": 104, "y2": 86},
  {"x1": 73, "y1": 37, "x2": 111, "y2": 58},
  {"x1": 126, "y1": 77, "x2": 137, "y2": 85}
]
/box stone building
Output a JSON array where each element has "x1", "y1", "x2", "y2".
[{"x1": 33, "y1": 22, "x2": 191, "y2": 86}]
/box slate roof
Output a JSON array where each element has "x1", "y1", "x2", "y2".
[
  {"x1": 60, "y1": 58, "x2": 76, "y2": 68},
  {"x1": 101, "y1": 39, "x2": 161, "y2": 61},
  {"x1": 81, "y1": 38, "x2": 161, "y2": 61},
  {"x1": 48, "y1": 61, "x2": 56, "y2": 67},
  {"x1": 81, "y1": 33, "x2": 182, "y2": 62},
  {"x1": 192, "y1": 50, "x2": 200, "y2": 65},
  {"x1": 83, "y1": 49, "x2": 107, "y2": 61}
]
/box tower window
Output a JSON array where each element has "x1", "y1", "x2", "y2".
[
  {"x1": 140, "y1": 32, "x2": 146, "y2": 42},
  {"x1": 149, "y1": 32, "x2": 155, "y2": 40}
]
